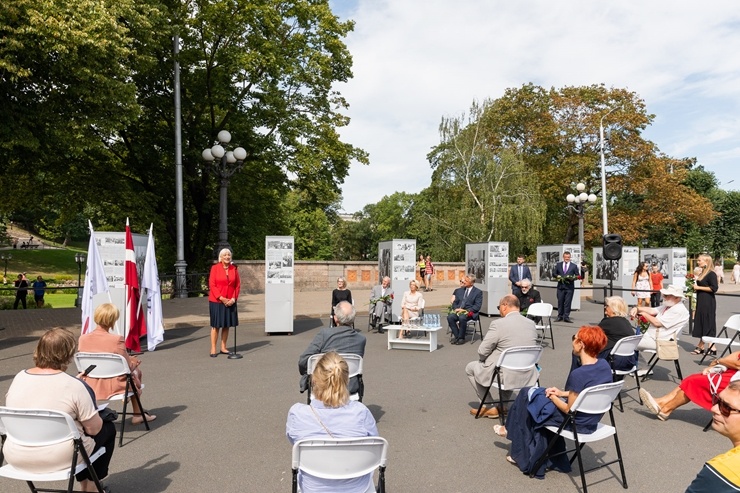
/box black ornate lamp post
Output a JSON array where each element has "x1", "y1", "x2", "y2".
[
  {"x1": 1, "y1": 253, "x2": 10, "y2": 283},
  {"x1": 202, "y1": 130, "x2": 247, "y2": 256},
  {"x1": 74, "y1": 252, "x2": 87, "y2": 308},
  {"x1": 566, "y1": 182, "x2": 597, "y2": 252}
]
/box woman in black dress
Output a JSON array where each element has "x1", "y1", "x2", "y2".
[
  {"x1": 691, "y1": 254, "x2": 718, "y2": 356},
  {"x1": 330, "y1": 277, "x2": 352, "y2": 325}
]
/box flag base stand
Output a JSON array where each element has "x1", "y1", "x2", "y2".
[{"x1": 228, "y1": 326, "x2": 242, "y2": 360}]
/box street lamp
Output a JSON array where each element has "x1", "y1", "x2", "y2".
[
  {"x1": 1, "y1": 253, "x2": 11, "y2": 283},
  {"x1": 599, "y1": 106, "x2": 619, "y2": 235},
  {"x1": 202, "y1": 130, "x2": 247, "y2": 256},
  {"x1": 74, "y1": 252, "x2": 86, "y2": 308},
  {"x1": 566, "y1": 182, "x2": 597, "y2": 252}
]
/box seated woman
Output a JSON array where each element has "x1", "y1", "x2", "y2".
[
  {"x1": 493, "y1": 326, "x2": 612, "y2": 478},
  {"x1": 570, "y1": 296, "x2": 637, "y2": 372},
  {"x1": 401, "y1": 280, "x2": 424, "y2": 337},
  {"x1": 330, "y1": 277, "x2": 353, "y2": 324},
  {"x1": 640, "y1": 351, "x2": 740, "y2": 421},
  {"x1": 4, "y1": 327, "x2": 116, "y2": 492},
  {"x1": 78, "y1": 303, "x2": 156, "y2": 424},
  {"x1": 286, "y1": 352, "x2": 378, "y2": 493}
]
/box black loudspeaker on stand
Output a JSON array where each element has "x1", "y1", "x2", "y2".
[{"x1": 603, "y1": 234, "x2": 623, "y2": 260}]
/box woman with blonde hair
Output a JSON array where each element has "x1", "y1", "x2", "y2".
[
  {"x1": 691, "y1": 254, "x2": 719, "y2": 356},
  {"x1": 400, "y1": 280, "x2": 424, "y2": 337},
  {"x1": 79, "y1": 303, "x2": 156, "y2": 424},
  {"x1": 286, "y1": 352, "x2": 378, "y2": 492}
]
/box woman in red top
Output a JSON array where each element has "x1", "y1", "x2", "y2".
[
  {"x1": 649, "y1": 263, "x2": 664, "y2": 307},
  {"x1": 209, "y1": 248, "x2": 241, "y2": 357}
]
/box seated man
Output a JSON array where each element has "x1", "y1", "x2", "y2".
[
  {"x1": 630, "y1": 284, "x2": 689, "y2": 351},
  {"x1": 298, "y1": 301, "x2": 366, "y2": 394},
  {"x1": 369, "y1": 276, "x2": 393, "y2": 334},
  {"x1": 465, "y1": 295, "x2": 539, "y2": 419},
  {"x1": 516, "y1": 279, "x2": 542, "y2": 314},
  {"x1": 685, "y1": 379, "x2": 740, "y2": 492},
  {"x1": 640, "y1": 350, "x2": 740, "y2": 422},
  {"x1": 448, "y1": 275, "x2": 483, "y2": 345}
]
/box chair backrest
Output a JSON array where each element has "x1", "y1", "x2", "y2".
[
  {"x1": 0, "y1": 407, "x2": 79, "y2": 447},
  {"x1": 724, "y1": 314, "x2": 740, "y2": 332},
  {"x1": 74, "y1": 352, "x2": 131, "y2": 379},
  {"x1": 496, "y1": 346, "x2": 543, "y2": 370},
  {"x1": 292, "y1": 437, "x2": 388, "y2": 479},
  {"x1": 307, "y1": 353, "x2": 363, "y2": 378},
  {"x1": 526, "y1": 303, "x2": 553, "y2": 318},
  {"x1": 569, "y1": 381, "x2": 624, "y2": 415},
  {"x1": 609, "y1": 334, "x2": 643, "y2": 357}
]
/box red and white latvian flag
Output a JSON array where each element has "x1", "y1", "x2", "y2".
[
  {"x1": 81, "y1": 221, "x2": 110, "y2": 334},
  {"x1": 124, "y1": 219, "x2": 147, "y2": 352}
]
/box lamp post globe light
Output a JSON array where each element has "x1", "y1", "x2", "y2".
[
  {"x1": 74, "y1": 252, "x2": 87, "y2": 308},
  {"x1": 566, "y1": 182, "x2": 597, "y2": 252},
  {"x1": 202, "y1": 130, "x2": 247, "y2": 256},
  {"x1": 1, "y1": 253, "x2": 11, "y2": 283}
]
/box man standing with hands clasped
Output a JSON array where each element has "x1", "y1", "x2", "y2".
[
  {"x1": 509, "y1": 255, "x2": 532, "y2": 296},
  {"x1": 553, "y1": 251, "x2": 580, "y2": 323}
]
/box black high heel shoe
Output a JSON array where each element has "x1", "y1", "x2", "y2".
[
  {"x1": 690, "y1": 347, "x2": 704, "y2": 355},
  {"x1": 706, "y1": 347, "x2": 717, "y2": 357}
]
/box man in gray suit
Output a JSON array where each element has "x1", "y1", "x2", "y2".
[
  {"x1": 298, "y1": 301, "x2": 367, "y2": 394},
  {"x1": 466, "y1": 294, "x2": 539, "y2": 419},
  {"x1": 369, "y1": 276, "x2": 394, "y2": 334}
]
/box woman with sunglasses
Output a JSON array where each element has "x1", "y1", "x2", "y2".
[
  {"x1": 640, "y1": 350, "x2": 740, "y2": 422},
  {"x1": 685, "y1": 379, "x2": 740, "y2": 492}
]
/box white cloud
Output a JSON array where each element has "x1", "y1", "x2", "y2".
[{"x1": 332, "y1": 1, "x2": 740, "y2": 211}]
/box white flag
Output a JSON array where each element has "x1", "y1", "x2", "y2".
[
  {"x1": 81, "y1": 221, "x2": 110, "y2": 334},
  {"x1": 141, "y1": 224, "x2": 164, "y2": 351}
]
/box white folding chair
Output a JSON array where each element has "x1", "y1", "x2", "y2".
[
  {"x1": 74, "y1": 352, "x2": 150, "y2": 447},
  {"x1": 700, "y1": 314, "x2": 740, "y2": 364},
  {"x1": 639, "y1": 329, "x2": 684, "y2": 383},
  {"x1": 0, "y1": 407, "x2": 107, "y2": 493},
  {"x1": 473, "y1": 346, "x2": 543, "y2": 424},
  {"x1": 526, "y1": 303, "x2": 555, "y2": 349},
  {"x1": 291, "y1": 437, "x2": 388, "y2": 493},
  {"x1": 306, "y1": 353, "x2": 364, "y2": 404},
  {"x1": 608, "y1": 335, "x2": 643, "y2": 412},
  {"x1": 529, "y1": 381, "x2": 627, "y2": 493}
]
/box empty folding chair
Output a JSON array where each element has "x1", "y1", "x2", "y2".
[
  {"x1": 529, "y1": 381, "x2": 627, "y2": 493},
  {"x1": 291, "y1": 437, "x2": 388, "y2": 493},
  {"x1": 473, "y1": 346, "x2": 543, "y2": 424},
  {"x1": 699, "y1": 314, "x2": 740, "y2": 364},
  {"x1": 526, "y1": 303, "x2": 555, "y2": 349},
  {"x1": 608, "y1": 334, "x2": 643, "y2": 411},
  {"x1": 74, "y1": 352, "x2": 150, "y2": 447},
  {"x1": 306, "y1": 353, "x2": 364, "y2": 404},
  {"x1": 0, "y1": 407, "x2": 107, "y2": 493}
]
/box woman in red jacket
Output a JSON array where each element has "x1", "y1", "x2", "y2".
[{"x1": 209, "y1": 248, "x2": 241, "y2": 357}]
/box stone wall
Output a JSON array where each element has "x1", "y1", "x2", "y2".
[{"x1": 233, "y1": 260, "x2": 469, "y2": 293}]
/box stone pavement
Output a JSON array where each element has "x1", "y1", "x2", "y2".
[{"x1": 0, "y1": 285, "x2": 739, "y2": 492}]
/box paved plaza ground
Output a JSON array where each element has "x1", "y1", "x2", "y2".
[{"x1": 1, "y1": 284, "x2": 739, "y2": 492}]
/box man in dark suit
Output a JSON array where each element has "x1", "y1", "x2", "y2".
[
  {"x1": 516, "y1": 279, "x2": 542, "y2": 314},
  {"x1": 552, "y1": 251, "x2": 580, "y2": 323},
  {"x1": 448, "y1": 275, "x2": 483, "y2": 345},
  {"x1": 508, "y1": 255, "x2": 532, "y2": 296},
  {"x1": 298, "y1": 301, "x2": 366, "y2": 393}
]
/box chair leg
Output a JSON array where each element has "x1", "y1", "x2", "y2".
[
  {"x1": 703, "y1": 418, "x2": 713, "y2": 432},
  {"x1": 675, "y1": 361, "x2": 683, "y2": 381},
  {"x1": 496, "y1": 373, "x2": 505, "y2": 425},
  {"x1": 641, "y1": 356, "x2": 658, "y2": 382},
  {"x1": 634, "y1": 370, "x2": 643, "y2": 404},
  {"x1": 610, "y1": 410, "x2": 628, "y2": 488},
  {"x1": 475, "y1": 385, "x2": 493, "y2": 419},
  {"x1": 119, "y1": 380, "x2": 131, "y2": 447},
  {"x1": 571, "y1": 432, "x2": 589, "y2": 493},
  {"x1": 529, "y1": 420, "x2": 569, "y2": 478},
  {"x1": 378, "y1": 465, "x2": 386, "y2": 493}
]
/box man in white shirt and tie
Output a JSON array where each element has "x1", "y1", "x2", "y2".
[{"x1": 508, "y1": 255, "x2": 532, "y2": 296}]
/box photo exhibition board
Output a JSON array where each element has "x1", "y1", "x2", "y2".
[
  {"x1": 536, "y1": 244, "x2": 581, "y2": 311},
  {"x1": 378, "y1": 239, "x2": 416, "y2": 323},
  {"x1": 265, "y1": 236, "x2": 294, "y2": 333},
  {"x1": 642, "y1": 247, "x2": 687, "y2": 291},
  {"x1": 466, "y1": 242, "x2": 509, "y2": 315}
]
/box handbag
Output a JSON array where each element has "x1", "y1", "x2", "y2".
[{"x1": 655, "y1": 328, "x2": 679, "y2": 360}]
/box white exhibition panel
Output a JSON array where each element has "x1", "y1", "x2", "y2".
[
  {"x1": 466, "y1": 242, "x2": 508, "y2": 315},
  {"x1": 378, "y1": 239, "x2": 416, "y2": 323},
  {"x1": 642, "y1": 248, "x2": 686, "y2": 290},
  {"x1": 265, "y1": 236, "x2": 294, "y2": 333},
  {"x1": 536, "y1": 244, "x2": 581, "y2": 310}
]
